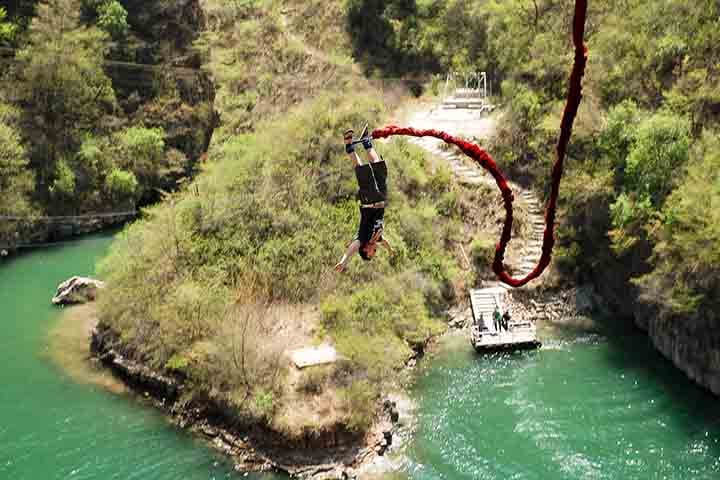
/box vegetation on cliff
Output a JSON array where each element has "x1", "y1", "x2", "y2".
[
  {"x1": 0, "y1": 0, "x2": 214, "y2": 247},
  {"x1": 442, "y1": 0, "x2": 720, "y2": 323},
  {"x1": 343, "y1": 0, "x2": 720, "y2": 368},
  {"x1": 97, "y1": 0, "x2": 503, "y2": 439}
]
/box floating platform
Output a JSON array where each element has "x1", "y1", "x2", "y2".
[
  {"x1": 469, "y1": 287, "x2": 541, "y2": 353},
  {"x1": 470, "y1": 322, "x2": 541, "y2": 352}
]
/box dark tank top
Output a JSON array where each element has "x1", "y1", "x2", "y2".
[{"x1": 355, "y1": 160, "x2": 388, "y2": 205}]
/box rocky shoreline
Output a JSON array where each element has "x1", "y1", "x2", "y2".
[
  {"x1": 445, "y1": 283, "x2": 611, "y2": 331},
  {"x1": 90, "y1": 322, "x2": 410, "y2": 479},
  {"x1": 0, "y1": 214, "x2": 135, "y2": 261}
]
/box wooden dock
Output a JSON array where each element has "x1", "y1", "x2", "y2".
[{"x1": 469, "y1": 287, "x2": 541, "y2": 352}]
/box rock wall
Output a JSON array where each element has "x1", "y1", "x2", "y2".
[
  {"x1": 0, "y1": 213, "x2": 136, "y2": 259},
  {"x1": 633, "y1": 302, "x2": 720, "y2": 395},
  {"x1": 587, "y1": 255, "x2": 720, "y2": 396}
]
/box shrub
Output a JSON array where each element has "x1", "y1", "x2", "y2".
[
  {"x1": 637, "y1": 131, "x2": 720, "y2": 314},
  {"x1": 105, "y1": 169, "x2": 138, "y2": 202},
  {"x1": 96, "y1": 0, "x2": 128, "y2": 40},
  {"x1": 625, "y1": 112, "x2": 690, "y2": 206},
  {"x1": 470, "y1": 234, "x2": 495, "y2": 270},
  {"x1": 50, "y1": 159, "x2": 76, "y2": 199},
  {"x1": 339, "y1": 380, "x2": 377, "y2": 432},
  {"x1": 0, "y1": 7, "x2": 17, "y2": 44},
  {"x1": 321, "y1": 279, "x2": 444, "y2": 382}
]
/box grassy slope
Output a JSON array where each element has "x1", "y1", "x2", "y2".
[{"x1": 98, "y1": 0, "x2": 504, "y2": 439}]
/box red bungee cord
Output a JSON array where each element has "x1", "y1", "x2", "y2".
[{"x1": 372, "y1": 0, "x2": 588, "y2": 288}]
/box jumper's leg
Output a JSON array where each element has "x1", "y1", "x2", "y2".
[
  {"x1": 365, "y1": 146, "x2": 382, "y2": 164},
  {"x1": 344, "y1": 129, "x2": 363, "y2": 167},
  {"x1": 359, "y1": 125, "x2": 382, "y2": 164}
]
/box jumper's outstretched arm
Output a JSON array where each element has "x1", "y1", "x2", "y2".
[
  {"x1": 335, "y1": 239, "x2": 361, "y2": 272},
  {"x1": 347, "y1": 148, "x2": 362, "y2": 168},
  {"x1": 345, "y1": 129, "x2": 363, "y2": 167},
  {"x1": 365, "y1": 146, "x2": 382, "y2": 164},
  {"x1": 379, "y1": 237, "x2": 394, "y2": 255}
]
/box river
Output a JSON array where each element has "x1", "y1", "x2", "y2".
[
  {"x1": 0, "y1": 232, "x2": 274, "y2": 480},
  {"x1": 2, "y1": 232, "x2": 719, "y2": 479},
  {"x1": 399, "y1": 332, "x2": 720, "y2": 479}
]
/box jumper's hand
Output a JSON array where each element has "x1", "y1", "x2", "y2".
[
  {"x1": 334, "y1": 261, "x2": 346, "y2": 273},
  {"x1": 380, "y1": 238, "x2": 394, "y2": 256}
]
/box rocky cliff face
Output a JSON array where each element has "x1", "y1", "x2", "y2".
[
  {"x1": 634, "y1": 301, "x2": 720, "y2": 395},
  {"x1": 91, "y1": 322, "x2": 401, "y2": 478},
  {"x1": 587, "y1": 255, "x2": 720, "y2": 396}
]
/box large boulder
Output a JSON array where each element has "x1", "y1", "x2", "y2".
[{"x1": 51, "y1": 277, "x2": 106, "y2": 305}]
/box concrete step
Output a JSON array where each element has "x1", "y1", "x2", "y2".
[
  {"x1": 475, "y1": 299, "x2": 495, "y2": 306},
  {"x1": 459, "y1": 177, "x2": 484, "y2": 185}
]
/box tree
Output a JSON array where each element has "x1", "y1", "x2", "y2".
[
  {"x1": 105, "y1": 168, "x2": 138, "y2": 204},
  {"x1": 114, "y1": 126, "x2": 166, "y2": 199},
  {"x1": 15, "y1": 0, "x2": 116, "y2": 199},
  {"x1": 0, "y1": 7, "x2": 18, "y2": 44},
  {"x1": 638, "y1": 132, "x2": 720, "y2": 314},
  {"x1": 0, "y1": 116, "x2": 36, "y2": 245},
  {"x1": 96, "y1": 0, "x2": 128, "y2": 40},
  {"x1": 625, "y1": 112, "x2": 690, "y2": 206},
  {"x1": 600, "y1": 100, "x2": 642, "y2": 169},
  {"x1": 49, "y1": 158, "x2": 77, "y2": 200}
]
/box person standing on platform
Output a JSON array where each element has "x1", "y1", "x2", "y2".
[
  {"x1": 493, "y1": 305, "x2": 501, "y2": 333},
  {"x1": 502, "y1": 310, "x2": 511, "y2": 332}
]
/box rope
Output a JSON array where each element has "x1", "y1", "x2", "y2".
[{"x1": 372, "y1": 0, "x2": 588, "y2": 288}]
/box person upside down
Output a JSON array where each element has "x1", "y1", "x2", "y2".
[{"x1": 334, "y1": 126, "x2": 394, "y2": 273}]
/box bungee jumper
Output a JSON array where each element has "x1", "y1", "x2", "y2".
[{"x1": 334, "y1": 125, "x2": 394, "y2": 273}]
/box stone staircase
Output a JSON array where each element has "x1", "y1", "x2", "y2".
[
  {"x1": 469, "y1": 286, "x2": 505, "y2": 333},
  {"x1": 408, "y1": 134, "x2": 547, "y2": 329}
]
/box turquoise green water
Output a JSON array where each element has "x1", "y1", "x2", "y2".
[
  {"x1": 4, "y1": 234, "x2": 720, "y2": 479},
  {"x1": 0, "y1": 234, "x2": 278, "y2": 480},
  {"x1": 401, "y1": 331, "x2": 720, "y2": 479}
]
